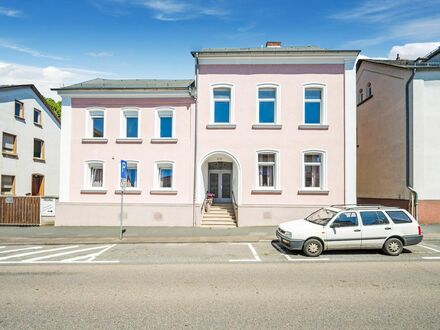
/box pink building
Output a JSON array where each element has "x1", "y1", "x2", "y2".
[{"x1": 55, "y1": 42, "x2": 359, "y2": 226}]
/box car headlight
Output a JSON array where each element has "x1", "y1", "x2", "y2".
[{"x1": 278, "y1": 227, "x2": 292, "y2": 238}]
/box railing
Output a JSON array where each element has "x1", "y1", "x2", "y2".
[
  {"x1": 231, "y1": 190, "x2": 238, "y2": 224},
  {"x1": 201, "y1": 191, "x2": 209, "y2": 214}
]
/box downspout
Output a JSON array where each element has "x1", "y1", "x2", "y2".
[
  {"x1": 191, "y1": 52, "x2": 199, "y2": 227},
  {"x1": 405, "y1": 68, "x2": 418, "y2": 220}
]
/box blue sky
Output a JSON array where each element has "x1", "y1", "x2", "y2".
[{"x1": 0, "y1": 0, "x2": 439, "y2": 98}]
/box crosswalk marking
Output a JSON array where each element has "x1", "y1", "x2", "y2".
[
  {"x1": 62, "y1": 244, "x2": 116, "y2": 262},
  {"x1": 25, "y1": 245, "x2": 115, "y2": 262},
  {"x1": 0, "y1": 246, "x2": 79, "y2": 261},
  {"x1": 0, "y1": 246, "x2": 42, "y2": 254}
]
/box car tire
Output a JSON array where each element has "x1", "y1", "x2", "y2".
[
  {"x1": 383, "y1": 237, "x2": 403, "y2": 256},
  {"x1": 302, "y1": 238, "x2": 323, "y2": 257}
]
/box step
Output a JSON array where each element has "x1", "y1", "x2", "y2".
[
  {"x1": 201, "y1": 221, "x2": 237, "y2": 227},
  {"x1": 210, "y1": 206, "x2": 234, "y2": 211},
  {"x1": 205, "y1": 210, "x2": 235, "y2": 215},
  {"x1": 203, "y1": 214, "x2": 235, "y2": 220}
]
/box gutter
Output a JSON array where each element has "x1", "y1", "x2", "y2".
[
  {"x1": 405, "y1": 68, "x2": 418, "y2": 219},
  {"x1": 191, "y1": 52, "x2": 200, "y2": 227}
]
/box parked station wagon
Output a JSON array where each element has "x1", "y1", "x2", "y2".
[{"x1": 276, "y1": 205, "x2": 423, "y2": 257}]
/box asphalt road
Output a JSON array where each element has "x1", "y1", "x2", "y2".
[{"x1": 0, "y1": 241, "x2": 439, "y2": 329}]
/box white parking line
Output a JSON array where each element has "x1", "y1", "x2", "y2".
[
  {"x1": 422, "y1": 257, "x2": 440, "y2": 260},
  {"x1": 62, "y1": 244, "x2": 116, "y2": 262},
  {"x1": 0, "y1": 260, "x2": 120, "y2": 264},
  {"x1": 273, "y1": 242, "x2": 330, "y2": 262},
  {"x1": 0, "y1": 246, "x2": 78, "y2": 261},
  {"x1": 24, "y1": 245, "x2": 115, "y2": 262},
  {"x1": 0, "y1": 246, "x2": 42, "y2": 254},
  {"x1": 229, "y1": 243, "x2": 261, "y2": 262},
  {"x1": 0, "y1": 246, "x2": 5, "y2": 249},
  {"x1": 419, "y1": 244, "x2": 440, "y2": 253}
]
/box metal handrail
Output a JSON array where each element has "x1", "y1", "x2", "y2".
[
  {"x1": 201, "y1": 191, "x2": 208, "y2": 214},
  {"x1": 231, "y1": 190, "x2": 238, "y2": 223}
]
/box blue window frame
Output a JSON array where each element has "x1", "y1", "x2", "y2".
[
  {"x1": 258, "y1": 88, "x2": 276, "y2": 123},
  {"x1": 213, "y1": 88, "x2": 230, "y2": 123},
  {"x1": 126, "y1": 117, "x2": 138, "y2": 138},
  {"x1": 304, "y1": 88, "x2": 322, "y2": 124},
  {"x1": 160, "y1": 116, "x2": 172, "y2": 138}
]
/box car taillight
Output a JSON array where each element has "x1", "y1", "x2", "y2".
[{"x1": 418, "y1": 226, "x2": 422, "y2": 235}]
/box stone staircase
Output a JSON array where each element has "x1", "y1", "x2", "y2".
[{"x1": 202, "y1": 203, "x2": 237, "y2": 227}]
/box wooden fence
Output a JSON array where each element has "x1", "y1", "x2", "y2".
[{"x1": 0, "y1": 197, "x2": 40, "y2": 226}]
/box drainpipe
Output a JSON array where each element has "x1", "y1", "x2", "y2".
[
  {"x1": 191, "y1": 52, "x2": 199, "y2": 227},
  {"x1": 405, "y1": 68, "x2": 418, "y2": 219}
]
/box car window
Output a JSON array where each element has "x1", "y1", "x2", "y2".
[
  {"x1": 333, "y1": 212, "x2": 358, "y2": 227},
  {"x1": 360, "y1": 211, "x2": 389, "y2": 226},
  {"x1": 386, "y1": 211, "x2": 413, "y2": 224}
]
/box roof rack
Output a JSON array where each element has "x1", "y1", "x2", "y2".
[{"x1": 330, "y1": 204, "x2": 397, "y2": 210}]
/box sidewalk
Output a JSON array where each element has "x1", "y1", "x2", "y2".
[{"x1": 0, "y1": 225, "x2": 439, "y2": 245}]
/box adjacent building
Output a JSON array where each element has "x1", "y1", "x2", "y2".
[
  {"x1": 357, "y1": 46, "x2": 440, "y2": 224},
  {"x1": 55, "y1": 42, "x2": 359, "y2": 226},
  {"x1": 0, "y1": 85, "x2": 60, "y2": 197}
]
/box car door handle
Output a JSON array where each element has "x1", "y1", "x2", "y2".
[
  {"x1": 354, "y1": 229, "x2": 361, "y2": 232},
  {"x1": 385, "y1": 227, "x2": 392, "y2": 230}
]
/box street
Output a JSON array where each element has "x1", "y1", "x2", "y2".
[{"x1": 0, "y1": 241, "x2": 439, "y2": 329}]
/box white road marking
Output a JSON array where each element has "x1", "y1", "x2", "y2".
[
  {"x1": 0, "y1": 246, "x2": 78, "y2": 261},
  {"x1": 229, "y1": 243, "x2": 261, "y2": 262},
  {"x1": 0, "y1": 246, "x2": 5, "y2": 249},
  {"x1": 273, "y1": 241, "x2": 330, "y2": 262},
  {"x1": 422, "y1": 257, "x2": 440, "y2": 260},
  {"x1": 0, "y1": 246, "x2": 42, "y2": 254},
  {"x1": 419, "y1": 244, "x2": 440, "y2": 253},
  {"x1": 62, "y1": 244, "x2": 116, "y2": 262},
  {"x1": 24, "y1": 245, "x2": 115, "y2": 262},
  {"x1": 0, "y1": 261, "x2": 120, "y2": 264}
]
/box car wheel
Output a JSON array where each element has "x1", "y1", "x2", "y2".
[
  {"x1": 383, "y1": 237, "x2": 403, "y2": 256},
  {"x1": 302, "y1": 238, "x2": 323, "y2": 257}
]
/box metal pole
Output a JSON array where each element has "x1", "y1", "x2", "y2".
[{"x1": 119, "y1": 189, "x2": 124, "y2": 240}]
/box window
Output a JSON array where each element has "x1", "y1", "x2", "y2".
[
  {"x1": 2, "y1": 133, "x2": 17, "y2": 154},
  {"x1": 123, "y1": 110, "x2": 138, "y2": 138},
  {"x1": 1, "y1": 175, "x2": 15, "y2": 195},
  {"x1": 34, "y1": 109, "x2": 42, "y2": 126},
  {"x1": 386, "y1": 211, "x2": 413, "y2": 224},
  {"x1": 86, "y1": 162, "x2": 104, "y2": 188},
  {"x1": 257, "y1": 153, "x2": 276, "y2": 188},
  {"x1": 258, "y1": 88, "x2": 276, "y2": 124},
  {"x1": 159, "y1": 111, "x2": 173, "y2": 138},
  {"x1": 126, "y1": 162, "x2": 138, "y2": 188},
  {"x1": 332, "y1": 212, "x2": 358, "y2": 227},
  {"x1": 88, "y1": 110, "x2": 104, "y2": 138},
  {"x1": 360, "y1": 211, "x2": 389, "y2": 226},
  {"x1": 15, "y1": 100, "x2": 24, "y2": 118},
  {"x1": 213, "y1": 88, "x2": 231, "y2": 123},
  {"x1": 358, "y1": 89, "x2": 364, "y2": 103},
  {"x1": 33, "y1": 139, "x2": 44, "y2": 159},
  {"x1": 157, "y1": 163, "x2": 173, "y2": 189},
  {"x1": 366, "y1": 82, "x2": 372, "y2": 97},
  {"x1": 303, "y1": 152, "x2": 324, "y2": 189},
  {"x1": 304, "y1": 87, "x2": 323, "y2": 124}
]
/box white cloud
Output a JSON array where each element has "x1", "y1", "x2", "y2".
[
  {"x1": 388, "y1": 42, "x2": 440, "y2": 60},
  {"x1": 0, "y1": 61, "x2": 112, "y2": 100},
  {"x1": 0, "y1": 39, "x2": 64, "y2": 60},
  {"x1": 0, "y1": 7, "x2": 23, "y2": 17},
  {"x1": 86, "y1": 51, "x2": 113, "y2": 57}
]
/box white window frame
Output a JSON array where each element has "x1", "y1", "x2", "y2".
[
  {"x1": 255, "y1": 150, "x2": 280, "y2": 190},
  {"x1": 86, "y1": 108, "x2": 106, "y2": 138},
  {"x1": 119, "y1": 160, "x2": 140, "y2": 190},
  {"x1": 301, "y1": 150, "x2": 327, "y2": 191},
  {"x1": 33, "y1": 108, "x2": 42, "y2": 126},
  {"x1": 120, "y1": 108, "x2": 140, "y2": 138},
  {"x1": 154, "y1": 161, "x2": 175, "y2": 190},
  {"x1": 155, "y1": 107, "x2": 176, "y2": 139},
  {"x1": 84, "y1": 160, "x2": 105, "y2": 190},
  {"x1": 210, "y1": 83, "x2": 234, "y2": 125},
  {"x1": 256, "y1": 83, "x2": 281, "y2": 125},
  {"x1": 302, "y1": 83, "x2": 327, "y2": 125}
]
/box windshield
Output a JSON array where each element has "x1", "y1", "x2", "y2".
[{"x1": 306, "y1": 208, "x2": 337, "y2": 226}]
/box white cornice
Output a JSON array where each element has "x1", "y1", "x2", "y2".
[
  {"x1": 198, "y1": 55, "x2": 358, "y2": 65},
  {"x1": 56, "y1": 90, "x2": 192, "y2": 98}
]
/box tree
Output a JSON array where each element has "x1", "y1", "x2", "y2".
[{"x1": 45, "y1": 98, "x2": 62, "y2": 118}]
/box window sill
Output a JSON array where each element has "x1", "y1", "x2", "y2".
[
  {"x1": 357, "y1": 95, "x2": 373, "y2": 107},
  {"x1": 14, "y1": 115, "x2": 25, "y2": 123},
  {"x1": 297, "y1": 189, "x2": 329, "y2": 195},
  {"x1": 251, "y1": 189, "x2": 282, "y2": 195},
  {"x1": 33, "y1": 157, "x2": 46, "y2": 163},
  {"x1": 34, "y1": 123, "x2": 43, "y2": 128},
  {"x1": 115, "y1": 189, "x2": 142, "y2": 195},
  {"x1": 252, "y1": 124, "x2": 282, "y2": 130},
  {"x1": 206, "y1": 124, "x2": 236, "y2": 129},
  {"x1": 150, "y1": 138, "x2": 178, "y2": 144},
  {"x1": 150, "y1": 190, "x2": 178, "y2": 195},
  {"x1": 116, "y1": 138, "x2": 143, "y2": 144},
  {"x1": 81, "y1": 138, "x2": 108, "y2": 144},
  {"x1": 298, "y1": 124, "x2": 329, "y2": 130},
  {"x1": 80, "y1": 189, "x2": 107, "y2": 194},
  {"x1": 2, "y1": 152, "x2": 18, "y2": 159}
]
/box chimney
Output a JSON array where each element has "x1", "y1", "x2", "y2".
[{"x1": 266, "y1": 41, "x2": 281, "y2": 48}]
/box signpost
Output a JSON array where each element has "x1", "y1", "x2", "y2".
[{"x1": 120, "y1": 160, "x2": 127, "y2": 240}]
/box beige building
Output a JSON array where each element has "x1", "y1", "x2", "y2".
[{"x1": 357, "y1": 47, "x2": 440, "y2": 224}]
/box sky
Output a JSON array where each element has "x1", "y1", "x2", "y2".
[{"x1": 0, "y1": 0, "x2": 439, "y2": 99}]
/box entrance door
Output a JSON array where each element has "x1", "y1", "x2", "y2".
[
  {"x1": 208, "y1": 171, "x2": 232, "y2": 203},
  {"x1": 32, "y1": 174, "x2": 44, "y2": 196}
]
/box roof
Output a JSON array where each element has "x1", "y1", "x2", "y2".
[
  {"x1": 191, "y1": 46, "x2": 360, "y2": 56},
  {"x1": 54, "y1": 78, "x2": 195, "y2": 91},
  {"x1": 0, "y1": 84, "x2": 61, "y2": 123},
  {"x1": 330, "y1": 204, "x2": 399, "y2": 211}
]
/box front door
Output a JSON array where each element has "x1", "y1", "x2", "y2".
[
  {"x1": 208, "y1": 171, "x2": 232, "y2": 203},
  {"x1": 326, "y1": 212, "x2": 362, "y2": 250}
]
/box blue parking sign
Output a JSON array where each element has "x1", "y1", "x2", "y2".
[{"x1": 120, "y1": 160, "x2": 127, "y2": 180}]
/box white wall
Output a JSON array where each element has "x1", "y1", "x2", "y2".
[{"x1": 0, "y1": 87, "x2": 61, "y2": 196}]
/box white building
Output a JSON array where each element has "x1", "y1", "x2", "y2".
[
  {"x1": 0, "y1": 85, "x2": 61, "y2": 197},
  {"x1": 357, "y1": 46, "x2": 440, "y2": 224}
]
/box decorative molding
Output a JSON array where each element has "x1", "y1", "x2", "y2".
[
  {"x1": 298, "y1": 124, "x2": 329, "y2": 130},
  {"x1": 252, "y1": 124, "x2": 282, "y2": 130},
  {"x1": 356, "y1": 94, "x2": 373, "y2": 107},
  {"x1": 81, "y1": 138, "x2": 108, "y2": 144},
  {"x1": 206, "y1": 124, "x2": 236, "y2": 129},
  {"x1": 297, "y1": 190, "x2": 329, "y2": 195},
  {"x1": 251, "y1": 189, "x2": 282, "y2": 195},
  {"x1": 150, "y1": 138, "x2": 178, "y2": 144},
  {"x1": 150, "y1": 190, "x2": 178, "y2": 195},
  {"x1": 115, "y1": 189, "x2": 142, "y2": 195},
  {"x1": 116, "y1": 138, "x2": 143, "y2": 144},
  {"x1": 80, "y1": 189, "x2": 107, "y2": 194}
]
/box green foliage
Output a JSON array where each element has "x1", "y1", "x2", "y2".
[{"x1": 45, "y1": 98, "x2": 62, "y2": 118}]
